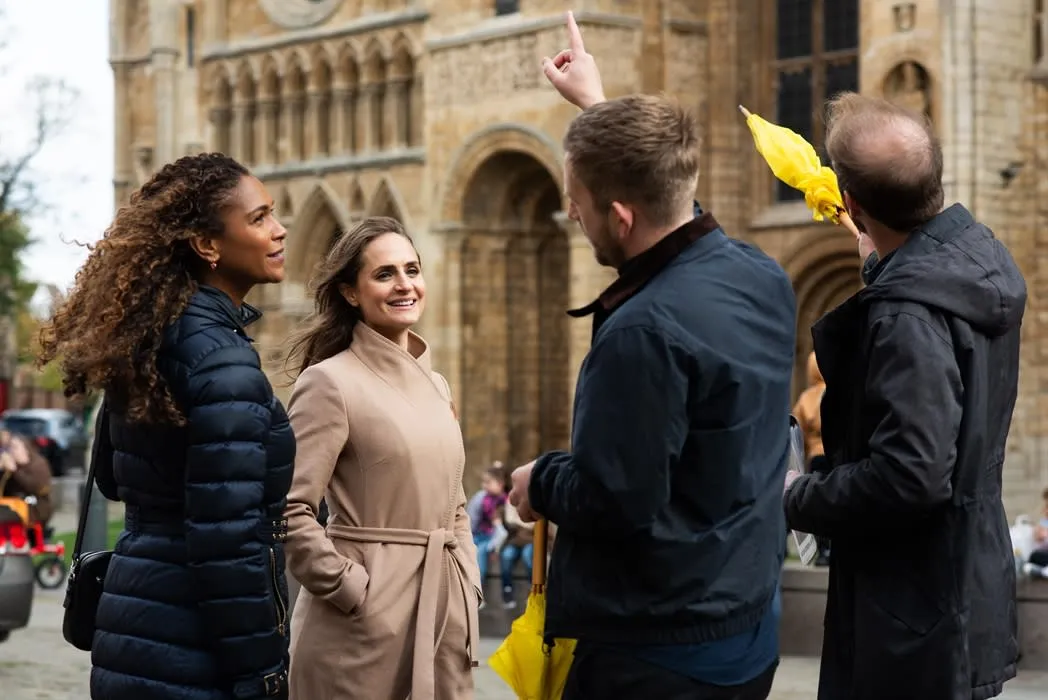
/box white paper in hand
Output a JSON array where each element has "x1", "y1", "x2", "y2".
[{"x1": 788, "y1": 416, "x2": 819, "y2": 566}]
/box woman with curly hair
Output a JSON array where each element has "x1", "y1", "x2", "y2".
[
  {"x1": 38, "y1": 152, "x2": 295, "y2": 700},
  {"x1": 282, "y1": 217, "x2": 481, "y2": 699}
]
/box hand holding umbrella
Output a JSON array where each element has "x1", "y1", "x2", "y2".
[{"x1": 739, "y1": 105, "x2": 862, "y2": 241}]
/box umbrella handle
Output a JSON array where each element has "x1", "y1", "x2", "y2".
[
  {"x1": 532, "y1": 519, "x2": 548, "y2": 588},
  {"x1": 838, "y1": 210, "x2": 862, "y2": 241}
]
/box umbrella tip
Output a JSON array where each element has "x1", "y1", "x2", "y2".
[{"x1": 738, "y1": 105, "x2": 752, "y2": 117}]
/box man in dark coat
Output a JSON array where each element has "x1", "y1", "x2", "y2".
[
  {"x1": 508, "y1": 13, "x2": 796, "y2": 699},
  {"x1": 784, "y1": 92, "x2": 1025, "y2": 700}
]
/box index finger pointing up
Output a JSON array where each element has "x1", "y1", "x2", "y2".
[{"x1": 567, "y1": 10, "x2": 586, "y2": 53}]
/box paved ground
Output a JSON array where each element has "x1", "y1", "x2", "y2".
[
  {"x1": 4, "y1": 507, "x2": 1044, "y2": 698},
  {"x1": 3, "y1": 585, "x2": 1047, "y2": 699}
]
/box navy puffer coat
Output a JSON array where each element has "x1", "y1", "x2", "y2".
[{"x1": 91, "y1": 286, "x2": 295, "y2": 700}]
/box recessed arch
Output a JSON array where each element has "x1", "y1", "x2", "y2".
[
  {"x1": 439, "y1": 123, "x2": 564, "y2": 226},
  {"x1": 286, "y1": 181, "x2": 351, "y2": 283},
  {"x1": 368, "y1": 175, "x2": 411, "y2": 228},
  {"x1": 454, "y1": 144, "x2": 569, "y2": 486},
  {"x1": 348, "y1": 178, "x2": 367, "y2": 216},
  {"x1": 785, "y1": 233, "x2": 862, "y2": 398}
]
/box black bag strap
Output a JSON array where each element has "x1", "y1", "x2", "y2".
[{"x1": 72, "y1": 397, "x2": 110, "y2": 561}]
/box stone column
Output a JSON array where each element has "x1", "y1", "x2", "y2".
[
  {"x1": 208, "y1": 106, "x2": 232, "y2": 155},
  {"x1": 112, "y1": 61, "x2": 133, "y2": 209},
  {"x1": 306, "y1": 90, "x2": 329, "y2": 159},
  {"x1": 231, "y1": 101, "x2": 254, "y2": 164},
  {"x1": 384, "y1": 77, "x2": 408, "y2": 150},
  {"x1": 329, "y1": 85, "x2": 351, "y2": 154},
  {"x1": 149, "y1": 0, "x2": 180, "y2": 167},
  {"x1": 109, "y1": 0, "x2": 129, "y2": 60},
  {"x1": 506, "y1": 231, "x2": 544, "y2": 463},
  {"x1": 356, "y1": 83, "x2": 378, "y2": 152},
  {"x1": 458, "y1": 231, "x2": 512, "y2": 473},
  {"x1": 282, "y1": 95, "x2": 305, "y2": 162},
  {"x1": 257, "y1": 98, "x2": 279, "y2": 165},
  {"x1": 435, "y1": 225, "x2": 466, "y2": 408},
  {"x1": 409, "y1": 76, "x2": 423, "y2": 146},
  {"x1": 200, "y1": 0, "x2": 228, "y2": 48},
  {"x1": 704, "y1": 0, "x2": 744, "y2": 233},
  {"x1": 555, "y1": 211, "x2": 613, "y2": 402}
]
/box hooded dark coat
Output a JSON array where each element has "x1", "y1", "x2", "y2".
[{"x1": 785, "y1": 204, "x2": 1025, "y2": 700}]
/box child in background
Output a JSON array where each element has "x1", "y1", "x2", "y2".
[{"x1": 472, "y1": 465, "x2": 507, "y2": 607}]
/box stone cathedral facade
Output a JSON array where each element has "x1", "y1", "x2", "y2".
[{"x1": 111, "y1": 0, "x2": 1048, "y2": 514}]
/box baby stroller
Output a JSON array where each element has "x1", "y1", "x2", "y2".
[{"x1": 0, "y1": 470, "x2": 67, "y2": 589}]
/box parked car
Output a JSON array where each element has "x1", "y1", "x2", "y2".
[
  {"x1": 1, "y1": 409, "x2": 88, "y2": 477},
  {"x1": 0, "y1": 501, "x2": 35, "y2": 643}
]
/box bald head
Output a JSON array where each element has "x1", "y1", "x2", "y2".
[{"x1": 825, "y1": 92, "x2": 943, "y2": 232}]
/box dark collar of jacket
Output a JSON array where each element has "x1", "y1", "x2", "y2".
[
  {"x1": 188, "y1": 285, "x2": 263, "y2": 340},
  {"x1": 567, "y1": 203, "x2": 720, "y2": 325}
]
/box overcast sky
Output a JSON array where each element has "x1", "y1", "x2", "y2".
[{"x1": 1, "y1": 1, "x2": 112, "y2": 308}]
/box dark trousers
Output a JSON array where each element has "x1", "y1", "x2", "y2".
[{"x1": 562, "y1": 645, "x2": 778, "y2": 700}]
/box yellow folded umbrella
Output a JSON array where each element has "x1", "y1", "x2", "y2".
[
  {"x1": 488, "y1": 519, "x2": 576, "y2": 699},
  {"x1": 739, "y1": 105, "x2": 861, "y2": 240}
]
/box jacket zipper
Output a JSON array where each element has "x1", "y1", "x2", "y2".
[{"x1": 269, "y1": 547, "x2": 288, "y2": 636}]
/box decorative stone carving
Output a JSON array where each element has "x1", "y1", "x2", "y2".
[
  {"x1": 883, "y1": 61, "x2": 931, "y2": 119},
  {"x1": 258, "y1": 0, "x2": 342, "y2": 30},
  {"x1": 428, "y1": 33, "x2": 545, "y2": 107},
  {"x1": 892, "y1": 3, "x2": 916, "y2": 33},
  {"x1": 132, "y1": 142, "x2": 154, "y2": 186}
]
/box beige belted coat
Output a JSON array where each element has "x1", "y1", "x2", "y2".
[{"x1": 284, "y1": 322, "x2": 481, "y2": 700}]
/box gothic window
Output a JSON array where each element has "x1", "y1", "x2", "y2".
[
  {"x1": 495, "y1": 0, "x2": 520, "y2": 16},
  {"x1": 772, "y1": 0, "x2": 859, "y2": 202},
  {"x1": 185, "y1": 6, "x2": 195, "y2": 68},
  {"x1": 1035, "y1": 0, "x2": 1045, "y2": 64}
]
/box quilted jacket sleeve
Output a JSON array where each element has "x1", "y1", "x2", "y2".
[{"x1": 182, "y1": 344, "x2": 288, "y2": 698}]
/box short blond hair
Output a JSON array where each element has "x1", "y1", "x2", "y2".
[{"x1": 563, "y1": 94, "x2": 700, "y2": 227}]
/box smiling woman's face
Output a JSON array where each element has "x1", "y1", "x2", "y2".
[
  {"x1": 344, "y1": 231, "x2": 425, "y2": 341},
  {"x1": 214, "y1": 175, "x2": 287, "y2": 287}
]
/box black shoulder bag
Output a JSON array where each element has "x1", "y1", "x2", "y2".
[{"x1": 63, "y1": 397, "x2": 114, "y2": 651}]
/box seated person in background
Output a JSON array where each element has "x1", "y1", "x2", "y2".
[
  {"x1": 500, "y1": 500, "x2": 535, "y2": 609},
  {"x1": 472, "y1": 465, "x2": 508, "y2": 605},
  {"x1": 1023, "y1": 487, "x2": 1048, "y2": 578},
  {"x1": 0, "y1": 428, "x2": 54, "y2": 527}
]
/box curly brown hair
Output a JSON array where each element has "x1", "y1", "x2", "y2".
[
  {"x1": 37, "y1": 152, "x2": 250, "y2": 425},
  {"x1": 284, "y1": 216, "x2": 415, "y2": 379}
]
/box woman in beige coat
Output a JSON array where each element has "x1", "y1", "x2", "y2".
[{"x1": 283, "y1": 217, "x2": 481, "y2": 700}]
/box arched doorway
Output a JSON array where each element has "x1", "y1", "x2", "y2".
[
  {"x1": 459, "y1": 151, "x2": 570, "y2": 477},
  {"x1": 784, "y1": 233, "x2": 863, "y2": 398}
]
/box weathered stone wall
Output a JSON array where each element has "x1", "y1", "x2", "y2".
[{"x1": 111, "y1": 0, "x2": 1048, "y2": 507}]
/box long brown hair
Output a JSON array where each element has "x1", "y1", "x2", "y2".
[
  {"x1": 284, "y1": 216, "x2": 417, "y2": 378},
  {"x1": 37, "y1": 153, "x2": 250, "y2": 425}
]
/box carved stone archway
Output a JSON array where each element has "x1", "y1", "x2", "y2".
[
  {"x1": 781, "y1": 232, "x2": 863, "y2": 398},
  {"x1": 286, "y1": 181, "x2": 351, "y2": 290},
  {"x1": 439, "y1": 123, "x2": 564, "y2": 225},
  {"x1": 452, "y1": 147, "x2": 570, "y2": 488},
  {"x1": 368, "y1": 174, "x2": 410, "y2": 227}
]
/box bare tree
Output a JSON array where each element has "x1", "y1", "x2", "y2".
[{"x1": 0, "y1": 6, "x2": 79, "y2": 316}]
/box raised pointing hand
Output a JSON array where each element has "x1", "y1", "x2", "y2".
[{"x1": 541, "y1": 11, "x2": 606, "y2": 110}]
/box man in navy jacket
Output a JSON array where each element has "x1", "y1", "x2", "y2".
[{"x1": 508, "y1": 14, "x2": 797, "y2": 699}]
